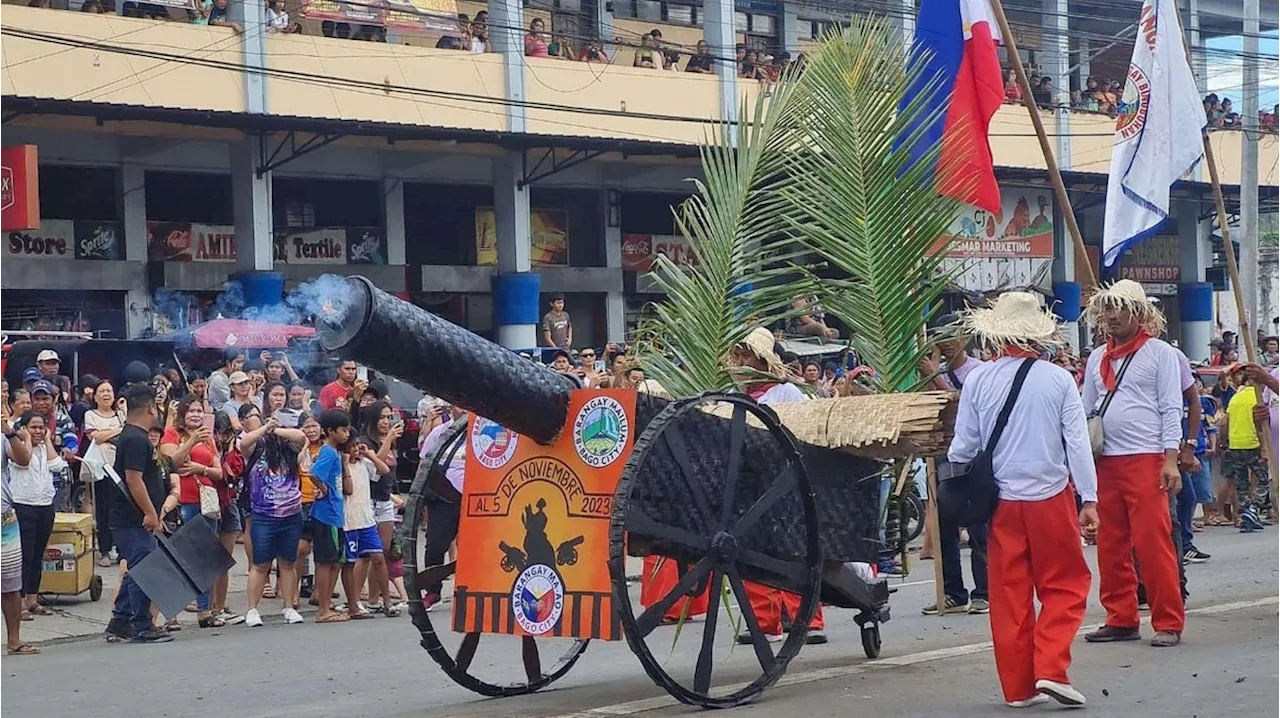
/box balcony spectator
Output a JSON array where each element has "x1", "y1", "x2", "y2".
[
  {"x1": 1220, "y1": 98, "x2": 1239, "y2": 128},
  {"x1": 80, "y1": 0, "x2": 108, "y2": 13},
  {"x1": 734, "y1": 43, "x2": 747, "y2": 74},
  {"x1": 686, "y1": 40, "x2": 715, "y2": 73},
  {"x1": 525, "y1": 18, "x2": 550, "y2": 58},
  {"x1": 436, "y1": 13, "x2": 468, "y2": 50},
  {"x1": 661, "y1": 48, "x2": 681, "y2": 72},
  {"x1": 265, "y1": 0, "x2": 299, "y2": 33},
  {"x1": 548, "y1": 34, "x2": 576, "y2": 60},
  {"x1": 579, "y1": 39, "x2": 609, "y2": 63},
  {"x1": 353, "y1": 24, "x2": 385, "y2": 41},
  {"x1": 1032, "y1": 76, "x2": 1053, "y2": 108},
  {"x1": 208, "y1": 0, "x2": 243, "y2": 33},
  {"x1": 470, "y1": 13, "x2": 490, "y2": 53},
  {"x1": 1004, "y1": 69, "x2": 1021, "y2": 101},
  {"x1": 788, "y1": 296, "x2": 839, "y2": 340},
  {"x1": 741, "y1": 49, "x2": 766, "y2": 80},
  {"x1": 633, "y1": 31, "x2": 661, "y2": 69}
]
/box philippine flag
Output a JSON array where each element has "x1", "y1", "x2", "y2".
[{"x1": 898, "y1": 0, "x2": 1005, "y2": 213}]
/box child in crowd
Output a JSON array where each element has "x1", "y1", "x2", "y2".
[
  {"x1": 307, "y1": 410, "x2": 351, "y2": 623},
  {"x1": 1222, "y1": 364, "x2": 1272, "y2": 532},
  {"x1": 343, "y1": 435, "x2": 390, "y2": 619}
]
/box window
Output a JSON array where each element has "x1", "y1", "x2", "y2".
[
  {"x1": 636, "y1": 0, "x2": 662, "y2": 21},
  {"x1": 750, "y1": 13, "x2": 773, "y2": 36},
  {"x1": 735, "y1": 11, "x2": 748, "y2": 32},
  {"x1": 666, "y1": 3, "x2": 692, "y2": 25}
]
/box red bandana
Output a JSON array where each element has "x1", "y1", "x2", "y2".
[
  {"x1": 1100, "y1": 330, "x2": 1153, "y2": 392},
  {"x1": 998, "y1": 346, "x2": 1040, "y2": 359}
]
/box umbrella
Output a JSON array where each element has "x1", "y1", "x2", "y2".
[{"x1": 186, "y1": 319, "x2": 315, "y2": 350}]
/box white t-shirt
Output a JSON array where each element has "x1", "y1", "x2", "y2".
[
  {"x1": 83, "y1": 409, "x2": 125, "y2": 471},
  {"x1": 343, "y1": 458, "x2": 376, "y2": 530},
  {"x1": 9, "y1": 444, "x2": 67, "y2": 506},
  {"x1": 266, "y1": 7, "x2": 289, "y2": 31},
  {"x1": 470, "y1": 37, "x2": 486, "y2": 54}
]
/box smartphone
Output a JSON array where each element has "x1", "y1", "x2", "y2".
[{"x1": 357, "y1": 366, "x2": 369, "y2": 382}]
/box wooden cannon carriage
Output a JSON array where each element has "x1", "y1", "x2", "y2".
[{"x1": 314, "y1": 276, "x2": 956, "y2": 708}]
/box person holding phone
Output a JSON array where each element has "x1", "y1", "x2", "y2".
[
  {"x1": 359, "y1": 401, "x2": 402, "y2": 616},
  {"x1": 83, "y1": 379, "x2": 126, "y2": 566}
]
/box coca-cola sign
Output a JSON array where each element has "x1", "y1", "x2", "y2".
[
  {"x1": 147, "y1": 221, "x2": 237, "y2": 262},
  {"x1": 620, "y1": 233, "x2": 699, "y2": 273}
]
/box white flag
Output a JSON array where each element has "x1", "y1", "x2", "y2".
[{"x1": 1102, "y1": 0, "x2": 1205, "y2": 268}]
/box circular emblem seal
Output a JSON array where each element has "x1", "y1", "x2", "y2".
[
  {"x1": 469, "y1": 417, "x2": 519, "y2": 470},
  {"x1": 572, "y1": 395, "x2": 630, "y2": 468},
  {"x1": 1115, "y1": 64, "x2": 1151, "y2": 142},
  {"x1": 512, "y1": 564, "x2": 564, "y2": 635}
]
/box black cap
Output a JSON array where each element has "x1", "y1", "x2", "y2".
[{"x1": 551, "y1": 348, "x2": 571, "y2": 361}]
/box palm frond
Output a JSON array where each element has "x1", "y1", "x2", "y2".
[
  {"x1": 783, "y1": 17, "x2": 970, "y2": 393},
  {"x1": 634, "y1": 75, "x2": 814, "y2": 396}
]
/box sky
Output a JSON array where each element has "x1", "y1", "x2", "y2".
[{"x1": 1204, "y1": 31, "x2": 1279, "y2": 109}]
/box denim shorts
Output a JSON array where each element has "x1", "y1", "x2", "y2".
[
  {"x1": 249, "y1": 512, "x2": 304, "y2": 565},
  {"x1": 180, "y1": 504, "x2": 221, "y2": 535},
  {"x1": 221, "y1": 502, "x2": 244, "y2": 534},
  {"x1": 1184, "y1": 455, "x2": 1214, "y2": 504}
]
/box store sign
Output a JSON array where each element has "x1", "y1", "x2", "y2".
[
  {"x1": 620, "y1": 233, "x2": 701, "y2": 273},
  {"x1": 274, "y1": 227, "x2": 386, "y2": 265},
  {"x1": 147, "y1": 222, "x2": 237, "y2": 262},
  {"x1": 933, "y1": 187, "x2": 1055, "y2": 292},
  {"x1": 6, "y1": 219, "x2": 123, "y2": 260},
  {"x1": 1, "y1": 145, "x2": 40, "y2": 232},
  {"x1": 1116, "y1": 235, "x2": 1179, "y2": 282},
  {"x1": 475, "y1": 208, "x2": 568, "y2": 267}
]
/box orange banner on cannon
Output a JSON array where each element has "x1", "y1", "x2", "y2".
[{"x1": 454, "y1": 389, "x2": 635, "y2": 640}]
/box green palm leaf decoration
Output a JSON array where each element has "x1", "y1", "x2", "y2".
[
  {"x1": 784, "y1": 18, "x2": 969, "y2": 393},
  {"x1": 632, "y1": 73, "x2": 813, "y2": 397}
]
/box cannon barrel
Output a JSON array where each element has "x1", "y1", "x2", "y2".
[{"x1": 315, "y1": 275, "x2": 578, "y2": 445}]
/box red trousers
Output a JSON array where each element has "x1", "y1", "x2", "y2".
[
  {"x1": 1097, "y1": 454, "x2": 1185, "y2": 633},
  {"x1": 988, "y1": 487, "x2": 1091, "y2": 703},
  {"x1": 640, "y1": 556, "x2": 709, "y2": 620},
  {"x1": 743, "y1": 580, "x2": 824, "y2": 634}
]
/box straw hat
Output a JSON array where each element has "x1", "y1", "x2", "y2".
[
  {"x1": 960, "y1": 291, "x2": 1061, "y2": 347},
  {"x1": 1086, "y1": 278, "x2": 1167, "y2": 336},
  {"x1": 736, "y1": 327, "x2": 786, "y2": 378}
]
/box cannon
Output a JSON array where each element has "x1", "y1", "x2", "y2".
[{"x1": 315, "y1": 275, "x2": 956, "y2": 708}]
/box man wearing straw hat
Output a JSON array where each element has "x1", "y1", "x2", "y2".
[
  {"x1": 728, "y1": 327, "x2": 827, "y2": 645},
  {"x1": 1080, "y1": 279, "x2": 1186, "y2": 648},
  {"x1": 947, "y1": 292, "x2": 1097, "y2": 708}
]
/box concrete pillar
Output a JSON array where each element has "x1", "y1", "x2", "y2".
[
  {"x1": 489, "y1": 0, "x2": 526, "y2": 133},
  {"x1": 1185, "y1": 0, "x2": 1205, "y2": 181},
  {"x1": 121, "y1": 162, "x2": 151, "y2": 337},
  {"x1": 229, "y1": 0, "x2": 267, "y2": 115},
  {"x1": 384, "y1": 178, "x2": 406, "y2": 266},
  {"x1": 491, "y1": 153, "x2": 537, "y2": 348},
  {"x1": 781, "y1": 3, "x2": 801, "y2": 57},
  {"x1": 230, "y1": 140, "x2": 274, "y2": 272},
  {"x1": 1178, "y1": 201, "x2": 1212, "y2": 361},
  {"x1": 1043, "y1": 0, "x2": 1071, "y2": 169},
  {"x1": 894, "y1": 0, "x2": 915, "y2": 52},
  {"x1": 704, "y1": 0, "x2": 738, "y2": 137},
  {"x1": 1051, "y1": 194, "x2": 1080, "y2": 350},
  {"x1": 596, "y1": 0, "x2": 616, "y2": 59},
  {"x1": 601, "y1": 188, "x2": 625, "y2": 343},
  {"x1": 1076, "y1": 38, "x2": 1090, "y2": 88}
]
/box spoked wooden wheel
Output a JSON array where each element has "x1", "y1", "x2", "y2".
[
  {"x1": 609, "y1": 393, "x2": 822, "y2": 708},
  {"x1": 403, "y1": 418, "x2": 590, "y2": 697}
]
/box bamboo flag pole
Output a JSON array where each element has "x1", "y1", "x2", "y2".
[
  {"x1": 1167, "y1": 0, "x2": 1279, "y2": 508},
  {"x1": 987, "y1": 0, "x2": 1098, "y2": 292}
]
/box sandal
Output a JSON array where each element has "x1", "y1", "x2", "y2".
[
  {"x1": 29, "y1": 605, "x2": 53, "y2": 616},
  {"x1": 198, "y1": 616, "x2": 226, "y2": 629},
  {"x1": 316, "y1": 613, "x2": 348, "y2": 623},
  {"x1": 348, "y1": 610, "x2": 376, "y2": 620},
  {"x1": 165, "y1": 619, "x2": 183, "y2": 632},
  {"x1": 262, "y1": 585, "x2": 277, "y2": 599},
  {"x1": 385, "y1": 604, "x2": 401, "y2": 618},
  {"x1": 97, "y1": 556, "x2": 113, "y2": 568},
  {"x1": 6, "y1": 643, "x2": 40, "y2": 655},
  {"x1": 20, "y1": 610, "x2": 33, "y2": 622}
]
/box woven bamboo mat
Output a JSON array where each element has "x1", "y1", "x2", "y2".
[{"x1": 697, "y1": 391, "x2": 957, "y2": 459}]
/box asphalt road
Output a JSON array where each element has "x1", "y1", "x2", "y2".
[{"x1": 3, "y1": 527, "x2": 1275, "y2": 718}]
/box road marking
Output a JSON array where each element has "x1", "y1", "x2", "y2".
[{"x1": 551, "y1": 595, "x2": 1278, "y2": 717}]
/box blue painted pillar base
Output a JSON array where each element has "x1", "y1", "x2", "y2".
[
  {"x1": 229, "y1": 270, "x2": 285, "y2": 316},
  {"x1": 493, "y1": 272, "x2": 541, "y2": 349},
  {"x1": 1179, "y1": 282, "x2": 1214, "y2": 362},
  {"x1": 1053, "y1": 281, "x2": 1083, "y2": 351}
]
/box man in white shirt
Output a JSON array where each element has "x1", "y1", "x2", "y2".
[
  {"x1": 919, "y1": 313, "x2": 989, "y2": 615},
  {"x1": 1080, "y1": 280, "x2": 1185, "y2": 648},
  {"x1": 947, "y1": 292, "x2": 1097, "y2": 709}
]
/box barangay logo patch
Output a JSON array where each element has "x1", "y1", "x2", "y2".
[
  {"x1": 1115, "y1": 63, "x2": 1151, "y2": 142},
  {"x1": 470, "y1": 416, "x2": 519, "y2": 470},
  {"x1": 572, "y1": 395, "x2": 630, "y2": 468},
  {"x1": 512, "y1": 563, "x2": 564, "y2": 635}
]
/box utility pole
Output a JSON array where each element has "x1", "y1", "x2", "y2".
[{"x1": 1241, "y1": 0, "x2": 1260, "y2": 332}]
